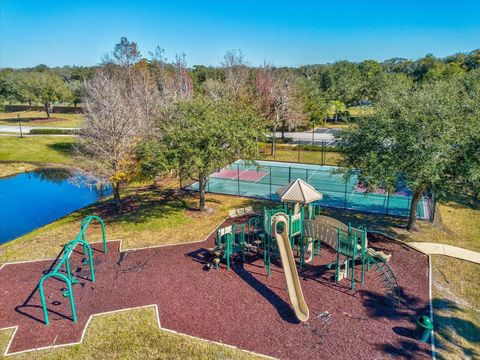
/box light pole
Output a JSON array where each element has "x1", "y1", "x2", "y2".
[
  {"x1": 311, "y1": 119, "x2": 316, "y2": 145},
  {"x1": 18, "y1": 114, "x2": 23, "y2": 138}
]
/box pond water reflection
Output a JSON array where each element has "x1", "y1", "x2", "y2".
[{"x1": 0, "y1": 168, "x2": 110, "y2": 244}]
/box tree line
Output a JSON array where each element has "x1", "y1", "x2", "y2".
[
  {"x1": 2, "y1": 38, "x2": 479, "y2": 230},
  {"x1": 1, "y1": 42, "x2": 479, "y2": 123}
]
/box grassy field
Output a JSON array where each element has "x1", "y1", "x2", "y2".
[
  {"x1": 347, "y1": 106, "x2": 374, "y2": 117},
  {"x1": 0, "y1": 307, "x2": 261, "y2": 359},
  {"x1": 405, "y1": 202, "x2": 480, "y2": 359},
  {"x1": 260, "y1": 143, "x2": 342, "y2": 166},
  {"x1": 0, "y1": 136, "x2": 75, "y2": 163},
  {"x1": 0, "y1": 184, "x2": 268, "y2": 263},
  {"x1": 0, "y1": 162, "x2": 38, "y2": 178},
  {"x1": 0, "y1": 111, "x2": 82, "y2": 127}
]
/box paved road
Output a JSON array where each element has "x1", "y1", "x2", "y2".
[
  {"x1": 273, "y1": 128, "x2": 342, "y2": 145},
  {"x1": 0, "y1": 125, "x2": 342, "y2": 145},
  {"x1": 0, "y1": 125, "x2": 77, "y2": 133}
]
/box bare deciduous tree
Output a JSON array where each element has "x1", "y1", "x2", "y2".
[
  {"x1": 148, "y1": 48, "x2": 193, "y2": 101},
  {"x1": 203, "y1": 78, "x2": 229, "y2": 100},
  {"x1": 222, "y1": 49, "x2": 250, "y2": 98},
  {"x1": 255, "y1": 64, "x2": 305, "y2": 155},
  {"x1": 77, "y1": 69, "x2": 161, "y2": 210},
  {"x1": 173, "y1": 53, "x2": 194, "y2": 99}
]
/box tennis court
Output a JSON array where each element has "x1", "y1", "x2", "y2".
[{"x1": 188, "y1": 160, "x2": 433, "y2": 220}]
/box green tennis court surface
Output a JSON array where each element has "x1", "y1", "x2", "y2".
[{"x1": 188, "y1": 160, "x2": 433, "y2": 220}]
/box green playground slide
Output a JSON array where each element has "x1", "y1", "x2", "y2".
[{"x1": 273, "y1": 215, "x2": 310, "y2": 322}]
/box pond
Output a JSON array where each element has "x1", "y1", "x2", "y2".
[{"x1": 0, "y1": 168, "x2": 111, "y2": 244}]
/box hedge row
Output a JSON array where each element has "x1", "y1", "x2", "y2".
[
  {"x1": 4, "y1": 105, "x2": 84, "y2": 114},
  {"x1": 29, "y1": 128, "x2": 78, "y2": 135}
]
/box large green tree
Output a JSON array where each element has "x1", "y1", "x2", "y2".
[
  {"x1": 449, "y1": 69, "x2": 480, "y2": 201},
  {"x1": 326, "y1": 61, "x2": 363, "y2": 104},
  {"x1": 161, "y1": 97, "x2": 265, "y2": 211},
  {"x1": 17, "y1": 71, "x2": 72, "y2": 117},
  {"x1": 339, "y1": 79, "x2": 474, "y2": 230},
  {"x1": 300, "y1": 79, "x2": 329, "y2": 129}
]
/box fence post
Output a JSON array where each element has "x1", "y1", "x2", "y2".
[
  {"x1": 237, "y1": 163, "x2": 240, "y2": 195},
  {"x1": 297, "y1": 138, "x2": 300, "y2": 163},
  {"x1": 407, "y1": 194, "x2": 412, "y2": 218},
  {"x1": 386, "y1": 192, "x2": 390, "y2": 215},
  {"x1": 288, "y1": 166, "x2": 291, "y2": 182},
  {"x1": 322, "y1": 140, "x2": 326, "y2": 166},
  {"x1": 344, "y1": 176, "x2": 348, "y2": 209},
  {"x1": 269, "y1": 166, "x2": 272, "y2": 200},
  {"x1": 431, "y1": 191, "x2": 436, "y2": 222}
]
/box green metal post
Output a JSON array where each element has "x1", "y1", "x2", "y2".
[
  {"x1": 65, "y1": 256, "x2": 73, "y2": 282},
  {"x1": 241, "y1": 224, "x2": 246, "y2": 262},
  {"x1": 351, "y1": 234, "x2": 356, "y2": 290},
  {"x1": 267, "y1": 235, "x2": 271, "y2": 277},
  {"x1": 335, "y1": 227, "x2": 341, "y2": 282},
  {"x1": 39, "y1": 273, "x2": 77, "y2": 326},
  {"x1": 360, "y1": 227, "x2": 367, "y2": 284}
]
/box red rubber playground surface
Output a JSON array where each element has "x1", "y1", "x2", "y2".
[{"x1": 0, "y1": 219, "x2": 432, "y2": 359}]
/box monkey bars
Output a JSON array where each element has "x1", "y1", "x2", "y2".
[{"x1": 37, "y1": 215, "x2": 106, "y2": 325}]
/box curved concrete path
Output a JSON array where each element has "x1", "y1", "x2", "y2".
[{"x1": 409, "y1": 242, "x2": 480, "y2": 264}]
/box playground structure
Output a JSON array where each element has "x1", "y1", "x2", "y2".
[
  {"x1": 211, "y1": 179, "x2": 400, "y2": 322},
  {"x1": 37, "y1": 215, "x2": 107, "y2": 325}
]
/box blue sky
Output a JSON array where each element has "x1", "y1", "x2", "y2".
[{"x1": 1, "y1": 0, "x2": 479, "y2": 68}]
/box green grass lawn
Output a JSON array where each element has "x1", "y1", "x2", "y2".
[
  {"x1": 0, "y1": 162, "x2": 38, "y2": 178},
  {"x1": 0, "y1": 307, "x2": 261, "y2": 359},
  {"x1": 347, "y1": 106, "x2": 374, "y2": 117},
  {"x1": 0, "y1": 184, "x2": 268, "y2": 263},
  {"x1": 260, "y1": 143, "x2": 342, "y2": 166},
  {"x1": 0, "y1": 111, "x2": 83, "y2": 128},
  {"x1": 406, "y1": 202, "x2": 480, "y2": 359},
  {"x1": 0, "y1": 136, "x2": 75, "y2": 164}
]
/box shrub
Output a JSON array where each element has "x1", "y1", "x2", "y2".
[{"x1": 29, "y1": 128, "x2": 77, "y2": 135}]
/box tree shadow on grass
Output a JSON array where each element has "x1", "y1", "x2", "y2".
[
  {"x1": 441, "y1": 194, "x2": 480, "y2": 211},
  {"x1": 431, "y1": 298, "x2": 480, "y2": 360},
  {"x1": 84, "y1": 186, "x2": 192, "y2": 225},
  {"x1": 1, "y1": 116, "x2": 50, "y2": 124},
  {"x1": 47, "y1": 142, "x2": 75, "y2": 156}
]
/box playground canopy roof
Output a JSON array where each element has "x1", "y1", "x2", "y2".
[{"x1": 275, "y1": 178, "x2": 323, "y2": 204}]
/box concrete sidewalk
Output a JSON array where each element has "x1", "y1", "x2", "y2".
[{"x1": 409, "y1": 242, "x2": 480, "y2": 264}]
